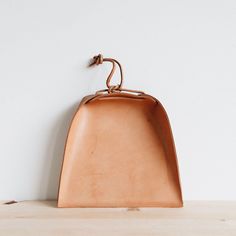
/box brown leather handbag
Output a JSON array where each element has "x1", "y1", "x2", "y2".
[{"x1": 58, "y1": 54, "x2": 183, "y2": 208}]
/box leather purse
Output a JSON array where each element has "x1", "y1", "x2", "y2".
[{"x1": 58, "y1": 54, "x2": 183, "y2": 208}]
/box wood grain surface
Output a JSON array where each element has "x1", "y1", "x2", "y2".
[{"x1": 0, "y1": 201, "x2": 235, "y2": 235}]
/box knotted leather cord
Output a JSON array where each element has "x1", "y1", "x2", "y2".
[
  {"x1": 89, "y1": 54, "x2": 144, "y2": 95},
  {"x1": 89, "y1": 54, "x2": 123, "y2": 93}
]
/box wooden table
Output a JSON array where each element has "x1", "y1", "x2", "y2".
[{"x1": 0, "y1": 201, "x2": 235, "y2": 235}]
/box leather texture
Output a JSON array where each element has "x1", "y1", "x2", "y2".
[{"x1": 58, "y1": 92, "x2": 183, "y2": 208}]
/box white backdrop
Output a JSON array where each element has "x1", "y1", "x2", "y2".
[{"x1": 0, "y1": 0, "x2": 236, "y2": 201}]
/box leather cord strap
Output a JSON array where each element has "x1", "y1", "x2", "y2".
[{"x1": 89, "y1": 54, "x2": 123, "y2": 93}]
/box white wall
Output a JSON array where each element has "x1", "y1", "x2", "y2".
[{"x1": 0, "y1": 0, "x2": 236, "y2": 201}]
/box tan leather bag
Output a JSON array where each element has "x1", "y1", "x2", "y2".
[{"x1": 58, "y1": 54, "x2": 183, "y2": 208}]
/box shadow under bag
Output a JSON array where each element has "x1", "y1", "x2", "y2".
[{"x1": 58, "y1": 54, "x2": 183, "y2": 208}]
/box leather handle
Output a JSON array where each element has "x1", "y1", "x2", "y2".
[{"x1": 89, "y1": 54, "x2": 123, "y2": 93}]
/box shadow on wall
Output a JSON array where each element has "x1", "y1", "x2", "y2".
[
  {"x1": 37, "y1": 58, "x2": 94, "y2": 200},
  {"x1": 39, "y1": 102, "x2": 80, "y2": 200}
]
